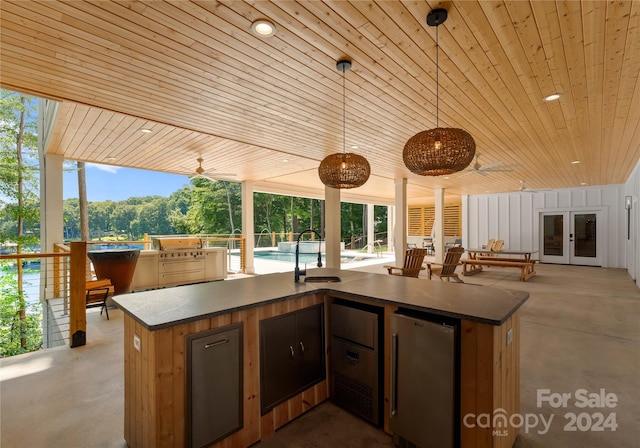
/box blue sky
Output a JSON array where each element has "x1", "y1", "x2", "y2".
[{"x1": 63, "y1": 163, "x2": 191, "y2": 202}]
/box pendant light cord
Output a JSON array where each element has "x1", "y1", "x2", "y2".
[
  {"x1": 435, "y1": 22, "x2": 439, "y2": 128},
  {"x1": 342, "y1": 66, "x2": 346, "y2": 154}
]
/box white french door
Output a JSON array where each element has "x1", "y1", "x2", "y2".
[{"x1": 540, "y1": 211, "x2": 601, "y2": 266}]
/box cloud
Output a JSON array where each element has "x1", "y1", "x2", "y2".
[{"x1": 87, "y1": 162, "x2": 119, "y2": 174}]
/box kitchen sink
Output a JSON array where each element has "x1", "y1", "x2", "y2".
[{"x1": 304, "y1": 276, "x2": 341, "y2": 283}]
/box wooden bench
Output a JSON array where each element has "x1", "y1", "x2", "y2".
[{"x1": 461, "y1": 258, "x2": 537, "y2": 282}]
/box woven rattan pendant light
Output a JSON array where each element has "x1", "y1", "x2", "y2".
[
  {"x1": 318, "y1": 60, "x2": 370, "y2": 189},
  {"x1": 403, "y1": 9, "x2": 476, "y2": 176}
]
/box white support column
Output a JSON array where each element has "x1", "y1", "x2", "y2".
[
  {"x1": 393, "y1": 178, "x2": 407, "y2": 264},
  {"x1": 462, "y1": 195, "x2": 469, "y2": 251},
  {"x1": 40, "y1": 153, "x2": 64, "y2": 253},
  {"x1": 325, "y1": 186, "x2": 341, "y2": 269},
  {"x1": 434, "y1": 188, "x2": 445, "y2": 263},
  {"x1": 241, "y1": 181, "x2": 255, "y2": 274},
  {"x1": 387, "y1": 206, "x2": 395, "y2": 253},
  {"x1": 367, "y1": 204, "x2": 375, "y2": 254}
]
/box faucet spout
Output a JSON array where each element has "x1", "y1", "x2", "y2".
[{"x1": 294, "y1": 229, "x2": 323, "y2": 282}]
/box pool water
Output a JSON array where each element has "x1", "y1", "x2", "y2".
[
  {"x1": 253, "y1": 251, "x2": 325, "y2": 264},
  {"x1": 248, "y1": 250, "x2": 378, "y2": 264}
]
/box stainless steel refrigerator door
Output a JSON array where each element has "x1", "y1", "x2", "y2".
[{"x1": 390, "y1": 314, "x2": 455, "y2": 448}]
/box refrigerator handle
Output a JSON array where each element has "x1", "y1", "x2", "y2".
[{"x1": 390, "y1": 332, "x2": 398, "y2": 418}]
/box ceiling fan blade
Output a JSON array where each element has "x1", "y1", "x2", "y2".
[
  {"x1": 204, "y1": 171, "x2": 236, "y2": 177},
  {"x1": 201, "y1": 172, "x2": 237, "y2": 181},
  {"x1": 478, "y1": 160, "x2": 502, "y2": 170}
]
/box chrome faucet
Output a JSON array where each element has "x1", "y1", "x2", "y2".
[{"x1": 294, "y1": 229, "x2": 323, "y2": 282}]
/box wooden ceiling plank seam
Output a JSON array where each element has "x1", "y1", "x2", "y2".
[
  {"x1": 575, "y1": 0, "x2": 605, "y2": 176},
  {"x1": 449, "y1": 1, "x2": 563, "y2": 177},
  {"x1": 517, "y1": 1, "x2": 582, "y2": 166},
  {"x1": 470, "y1": 2, "x2": 568, "y2": 173},
  {"x1": 608, "y1": 1, "x2": 640, "y2": 182},
  {"x1": 133, "y1": 131, "x2": 214, "y2": 170},
  {"x1": 3, "y1": 2, "x2": 637, "y2": 191},
  {"x1": 346, "y1": 0, "x2": 534, "y2": 164},
  {"x1": 254, "y1": 0, "x2": 470, "y2": 136},
  {"x1": 148, "y1": 0, "x2": 426, "y2": 144},
  {"x1": 539, "y1": 7, "x2": 590, "y2": 176},
  {"x1": 324, "y1": 0, "x2": 528, "y2": 153},
  {"x1": 51, "y1": 103, "x2": 94, "y2": 160},
  {"x1": 0, "y1": 2, "x2": 552, "y2": 183},
  {"x1": 12, "y1": 1, "x2": 352, "y2": 149},
  {"x1": 599, "y1": 0, "x2": 635, "y2": 183},
  {"x1": 556, "y1": 1, "x2": 597, "y2": 181},
  {"x1": 96, "y1": 1, "x2": 420, "y2": 162},
  {"x1": 127, "y1": 3, "x2": 358, "y2": 130},
  {"x1": 0, "y1": 28, "x2": 307, "y2": 143},
  {"x1": 298, "y1": 0, "x2": 536, "y2": 179},
  {"x1": 484, "y1": 1, "x2": 573, "y2": 174},
  {"x1": 67, "y1": 108, "x2": 120, "y2": 161}
]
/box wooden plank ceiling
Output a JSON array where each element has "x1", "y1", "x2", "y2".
[{"x1": 1, "y1": 1, "x2": 638, "y2": 205}]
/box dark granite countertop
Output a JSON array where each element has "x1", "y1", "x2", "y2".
[{"x1": 112, "y1": 268, "x2": 529, "y2": 330}]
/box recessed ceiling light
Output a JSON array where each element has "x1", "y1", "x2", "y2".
[
  {"x1": 106, "y1": 157, "x2": 116, "y2": 161},
  {"x1": 282, "y1": 158, "x2": 289, "y2": 163},
  {"x1": 543, "y1": 93, "x2": 562, "y2": 102},
  {"x1": 571, "y1": 160, "x2": 580, "y2": 164},
  {"x1": 251, "y1": 20, "x2": 276, "y2": 37},
  {"x1": 443, "y1": 176, "x2": 450, "y2": 180},
  {"x1": 580, "y1": 182, "x2": 587, "y2": 186},
  {"x1": 140, "y1": 129, "x2": 152, "y2": 133},
  {"x1": 350, "y1": 145, "x2": 359, "y2": 150}
]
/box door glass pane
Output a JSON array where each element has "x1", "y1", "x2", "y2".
[
  {"x1": 543, "y1": 215, "x2": 564, "y2": 256},
  {"x1": 574, "y1": 214, "x2": 597, "y2": 257}
]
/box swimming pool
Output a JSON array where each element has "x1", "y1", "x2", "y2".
[
  {"x1": 253, "y1": 251, "x2": 325, "y2": 264},
  {"x1": 248, "y1": 250, "x2": 377, "y2": 264}
]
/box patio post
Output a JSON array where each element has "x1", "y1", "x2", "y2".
[{"x1": 69, "y1": 241, "x2": 87, "y2": 347}]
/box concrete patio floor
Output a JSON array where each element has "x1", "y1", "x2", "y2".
[{"x1": 1, "y1": 262, "x2": 639, "y2": 448}]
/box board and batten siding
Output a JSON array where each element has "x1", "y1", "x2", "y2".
[{"x1": 463, "y1": 184, "x2": 628, "y2": 269}]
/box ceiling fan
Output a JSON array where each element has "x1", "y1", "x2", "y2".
[
  {"x1": 461, "y1": 154, "x2": 520, "y2": 176},
  {"x1": 187, "y1": 157, "x2": 236, "y2": 181},
  {"x1": 518, "y1": 180, "x2": 550, "y2": 192}
]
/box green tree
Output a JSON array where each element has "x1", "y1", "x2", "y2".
[
  {"x1": 0, "y1": 89, "x2": 42, "y2": 355},
  {"x1": 63, "y1": 198, "x2": 80, "y2": 240},
  {"x1": 111, "y1": 203, "x2": 137, "y2": 238},
  {"x1": 185, "y1": 179, "x2": 241, "y2": 234}
]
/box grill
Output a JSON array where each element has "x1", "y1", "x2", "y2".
[
  {"x1": 153, "y1": 237, "x2": 206, "y2": 287},
  {"x1": 129, "y1": 237, "x2": 227, "y2": 291}
]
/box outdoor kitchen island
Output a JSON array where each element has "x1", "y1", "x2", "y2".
[{"x1": 113, "y1": 268, "x2": 528, "y2": 448}]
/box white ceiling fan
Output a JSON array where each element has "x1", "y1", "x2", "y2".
[
  {"x1": 518, "y1": 180, "x2": 550, "y2": 192},
  {"x1": 461, "y1": 154, "x2": 520, "y2": 176},
  {"x1": 186, "y1": 157, "x2": 236, "y2": 181}
]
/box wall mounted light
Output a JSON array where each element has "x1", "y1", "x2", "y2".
[{"x1": 625, "y1": 196, "x2": 633, "y2": 240}]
